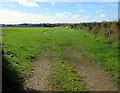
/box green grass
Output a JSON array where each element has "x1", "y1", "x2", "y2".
[
  {"x1": 2, "y1": 27, "x2": 54, "y2": 84},
  {"x1": 47, "y1": 45, "x2": 88, "y2": 91},
  {"x1": 45, "y1": 27, "x2": 118, "y2": 82},
  {"x1": 0, "y1": 27, "x2": 2, "y2": 43},
  {"x1": 2, "y1": 27, "x2": 118, "y2": 91},
  {"x1": 49, "y1": 58, "x2": 88, "y2": 91}
]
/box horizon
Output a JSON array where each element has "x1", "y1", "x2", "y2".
[{"x1": 0, "y1": 20, "x2": 118, "y2": 25}]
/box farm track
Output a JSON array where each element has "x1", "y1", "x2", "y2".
[
  {"x1": 24, "y1": 31, "x2": 54, "y2": 91},
  {"x1": 2, "y1": 27, "x2": 118, "y2": 92},
  {"x1": 42, "y1": 30, "x2": 54, "y2": 40},
  {"x1": 24, "y1": 46, "x2": 118, "y2": 92},
  {"x1": 24, "y1": 29, "x2": 117, "y2": 91},
  {"x1": 25, "y1": 55, "x2": 52, "y2": 91},
  {"x1": 64, "y1": 46, "x2": 118, "y2": 91}
]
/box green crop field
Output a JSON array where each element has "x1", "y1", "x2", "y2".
[{"x1": 2, "y1": 27, "x2": 118, "y2": 91}]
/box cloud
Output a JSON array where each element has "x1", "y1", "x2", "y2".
[
  {"x1": 51, "y1": 12, "x2": 72, "y2": 22},
  {"x1": 10, "y1": 0, "x2": 39, "y2": 7},
  {"x1": 63, "y1": 12, "x2": 71, "y2": 15},
  {"x1": 51, "y1": 2, "x2": 55, "y2": 5},
  {"x1": 72, "y1": 14, "x2": 90, "y2": 22},
  {"x1": 96, "y1": 9, "x2": 103, "y2": 13},
  {"x1": 54, "y1": 13, "x2": 68, "y2": 22},
  {"x1": 72, "y1": 14, "x2": 81, "y2": 20},
  {"x1": 76, "y1": 9, "x2": 86, "y2": 12},
  {"x1": 0, "y1": 9, "x2": 48, "y2": 24},
  {"x1": 0, "y1": 9, "x2": 109, "y2": 24},
  {"x1": 55, "y1": 12, "x2": 71, "y2": 16},
  {"x1": 100, "y1": 14, "x2": 106, "y2": 17},
  {"x1": 8, "y1": 4, "x2": 16, "y2": 7},
  {"x1": 19, "y1": 1, "x2": 39, "y2": 7},
  {"x1": 46, "y1": 13, "x2": 50, "y2": 15}
]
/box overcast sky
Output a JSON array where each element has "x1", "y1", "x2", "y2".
[{"x1": 0, "y1": 0, "x2": 119, "y2": 24}]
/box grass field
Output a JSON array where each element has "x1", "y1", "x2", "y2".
[{"x1": 2, "y1": 27, "x2": 118, "y2": 91}]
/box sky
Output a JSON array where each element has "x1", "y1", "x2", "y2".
[{"x1": 0, "y1": 0, "x2": 119, "y2": 24}]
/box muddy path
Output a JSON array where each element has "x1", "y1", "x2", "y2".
[
  {"x1": 25, "y1": 55, "x2": 52, "y2": 91},
  {"x1": 64, "y1": 46, "x2": 118, "y2": 91}
]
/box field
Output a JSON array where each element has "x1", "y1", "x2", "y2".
[{"x1": 2, "y1": 27, "x2": 118, "y2": 91}]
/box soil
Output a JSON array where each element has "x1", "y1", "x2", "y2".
[
  {"x1": 64, "y1": 46, "x2": 118, "y2": 91},
  {"x1": 24, "y1": 46, "x2": 118, "y2": 92},
  {"x1": 25, "y1": 55, "x2": 52, "y2": 91}
]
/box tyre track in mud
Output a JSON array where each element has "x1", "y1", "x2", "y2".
[
  {"x1": 25, "y1": 55, "x2": 52, "y2": 91},
  {"x1": 25, "y1": 29, "x2": 118, "y2": 91},
  {"x1": 24, "y1": 30, "x2": 58, "y2": 91},
  {"x1": 64, "y1": 46, "x2": 118, "y2": 91},
  {"x1": 24, "y1": 31, "x2": 54, "y2": 91}
]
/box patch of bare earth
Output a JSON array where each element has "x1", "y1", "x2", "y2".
[
  {"x1": 64, "y1": 46, "x2": 118, "y2": 91},
  {"x1": 25, "y1": 55, "x2": 52, "y2": 91}
]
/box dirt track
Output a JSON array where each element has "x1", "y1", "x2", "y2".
[
  {"x1": 24, "y1": 47, "x2": 118, "y2": 91},
  {"x1": 25, "y1": 55, "x2": 51, "y2": 91},
  {"x1": 64, "y1": 46, "x2": 118, "y2": 91}
]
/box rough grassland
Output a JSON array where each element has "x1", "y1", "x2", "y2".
[{"x1": 2, "y1": 27, "x2": 118, "y2": 91}]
